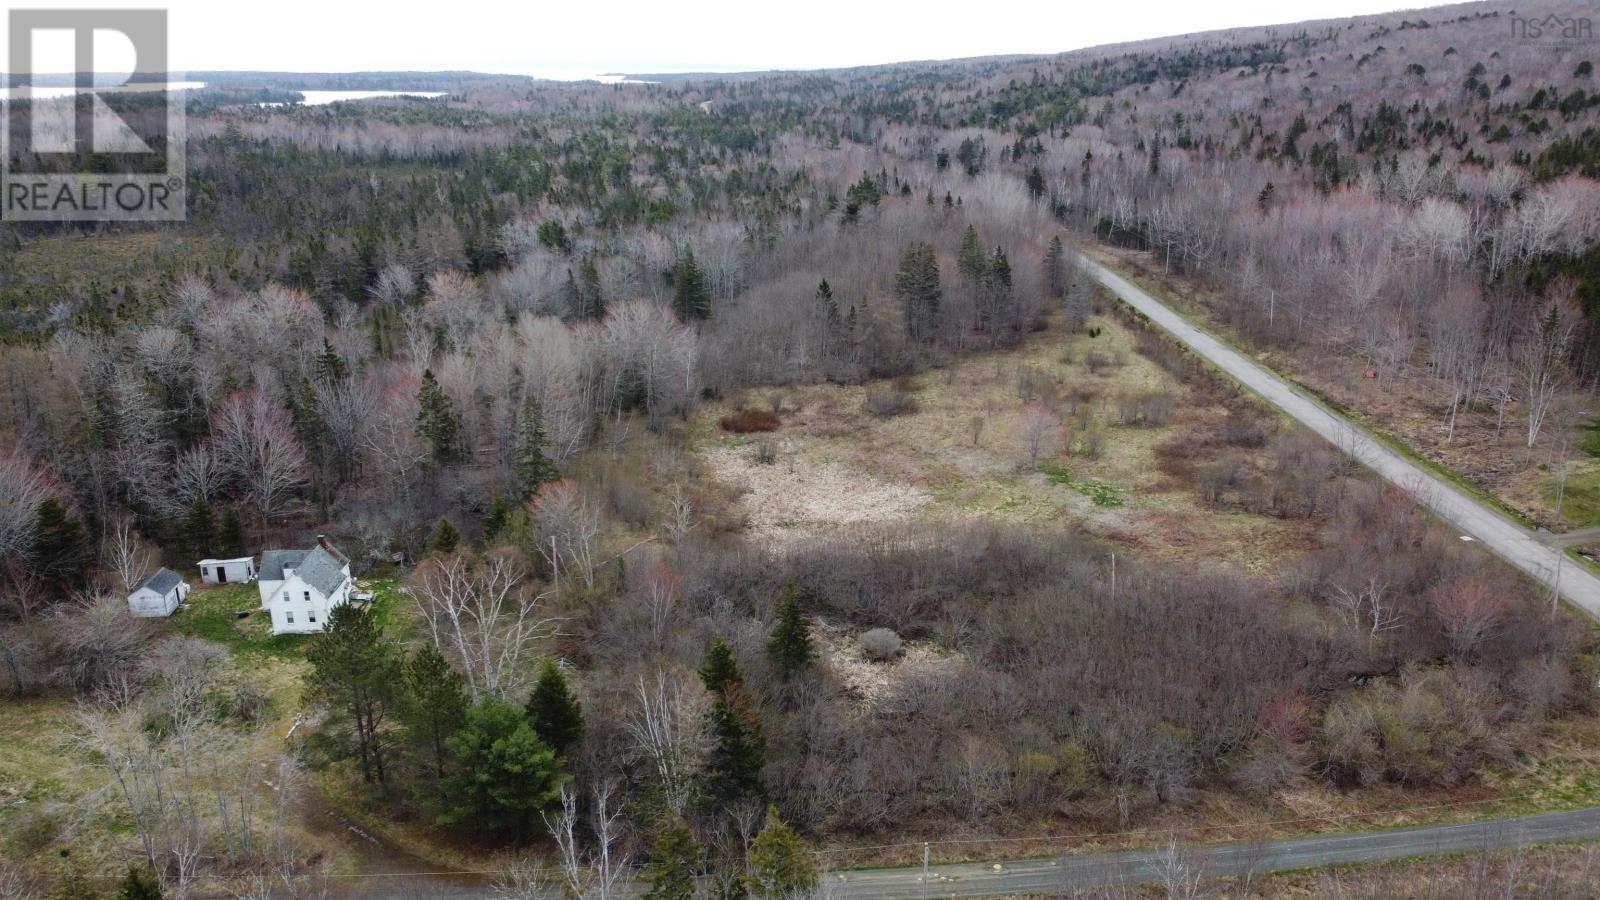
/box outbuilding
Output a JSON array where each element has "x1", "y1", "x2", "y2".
[
  {"x1": 127, "y1": 568, "x2": 190, "y2": 618},
  {"x1": 199, "y1": 557, "x2": 256, "y2": 585}
]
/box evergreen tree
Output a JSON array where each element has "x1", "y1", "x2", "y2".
[
  {"x1": 747, "y1": 807, "x2": 818, "y2": 899},
  {"x1": 428, "y1": 517, "x2": 461, "y2": 555},
  {"x1": 514, "y1": 393, "x2": 560, "y2": 498},
  {"x1": 115, "y1": 864, "x2": 162, "y2": 900},
  {"x1": 314, "y1": 338, "x2": 348, "y2": 384},
  {"x1": 1044, "y1": 235, "x2": 1068, "y2": 299},
  {"x1": 1025, "y1": 166, "x2": 1047, "y2": 199},
  {"x1": 643, "y1": 816, "x2": 702, "y2": 900},
  {"x1": 559, "y1": 269, "x2": 583, "y2": 319},
  {"x1": 815, "y1": 279, "x2": 836, "y2": 317},
  {"x1": 438, "y1": 695, "x2": 567, "y2": 837},
  {"x1": 957, "y1": 225, "x2": 988, "y2": 281},
  {"x1": 31, "y1": 499, "x2": 88, "y2": 593},
  {"x1": 986, "y1": 247, "x2": 1018, "y2": 342},
  {"x1": 704, "y1": 687, "x2": 765, "y2": 807},
  {"x1": 525, "y1": 657, "x2": 585, "y2": 761},
  {"x1": 307, "y1": 604, "x2": 401, "y2": 785},
  {"x1": 1257, "y1": 182, "x2": 1276, "y2": 213},
  {"x1": 894, "y1": 243, "x2": 942, "y2": 344},
  {"x1": 699, "y1": 636, "x2": 742, "y2": 694},
  {"x1": 482, "y1": 495, "x2": 511, "y2": 545},
  {"x1": 217, "y1": 507, "x2": 246, "y2": 557},
  {"x1": 672, "y1": 248, "x2": 711, "y2": 321},
  {"x1": 180, "y1": 497, "x2": 216, "y2": 561},
  {"x1": 766, "y1": 582, "x2": 815, "y2": 678},
  {"x1": 402, "y1": 643, "x2": 468, "y2": 783},
  {"x1": 578, "y1": 255, "x2": 606, "y2": 320},
  {"x1": 416, "y1": 369, "x2": 462, "y2": 464}
]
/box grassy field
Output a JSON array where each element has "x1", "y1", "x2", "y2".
[{"x1": 695, "y1": 310, "x2": 1314, "y2": 573}]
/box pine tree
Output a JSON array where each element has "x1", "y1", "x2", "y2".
[
  {"x1": 578, "y1": 255, "x2": 606, "y2": 320},
  {"x1": 217, "y1": 507, "x2": 246, "y2": 557},
  {"x1": 699, "y1": 637, "x2": 764, "y2": 806},
  {"x1": 560, "y1": 269, "x2": 583, "y2": 319},
  {"x1": 525, "y1": 657, "x2": 585, "y2": 761},
  {"x1": 894, "y1": 243, "x2": 942, "y2": 344},
  {"x1": 1257, "y1": 182, "x2": 1276, "y2": 213},
  {"x1": 180, "y1": 497, "x2": 216, "y2": 561},
  {"x1": 747, "y1": 807, "x2": 818, "y2": 899},
  {"x1": 699, "y1": 636, "x2": 742, "y2": 694},
  {"x1": 672, "y1": 248, "x2": 711, "y2": 321},
  {"x1": 31, "y1": 499, "x2": 88, "y2": 593},
  {"x1": 314, "y1": 338, "x2": 348, "y2": 384},
  {"x1": 416, "y1": 368, "x2": 462, "y2": 464},
  {"x1": 766, "y1": 581, "x2": 814, "y2": 678},
  {"x1": 1025, "y1": 166, "x2": 1047, "y2": 199},
  {"x1": 643, "y1": 816, "x2": 702, "y2": 900},
  {"x1": 482, "y1": 495, "x2": 511, "y2": 545},
  {"x1": 439, "y1": 695, "x2": 567, "y2": 837},
  {"x1": 704, "y1": 687, "x2": 765, "y2": 807},
  {"x1": 428, "y1": 517, "x2": 461, "y2": 555},
  {"x1": 115, "y1": 864, "x2": 162, "y2": 900},
  {"x1": 307, "y1": 604, "x2": 401, "y2": 785},
  {"x1": 815, "y1": 278, "x2": 836, "y2": 316},
  {"x1": 1044, "y1": 235, "x2": 1068, "y2": 299},
  {"x1": 514, "y1": 393, "x2": 559, "y2": 498},
  {"x1": 957, "y1": 225, "x2": 988, "y2": 281},
  {"x1": 402, "y1": 643, "x2": 468, "y2": 783},
  {"x1": 987, "y1": 247, "x2": 1017, "y2": 342}
]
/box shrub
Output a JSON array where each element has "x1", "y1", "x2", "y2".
[
  {"x1": 1115, "y1": 391, "x2": 1175, "y2": 427},
  {"x1": 753, "y1": 440, "x2": 777, "y2": 465},
  {"x1": 720, "y1": 408, "x2": 781, "y2": 433},
  {"x1": 862, "y1": 387, "x2": 918, "y2": 418},
  {"x1": 860, "y1": 627, "x2": 904, "y2": 661},
  {"x1": 4, "y1": 807, "x2": 60, "y2": 855}
]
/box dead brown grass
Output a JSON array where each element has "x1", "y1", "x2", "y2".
[{"x1": 1085, "y1": 243, "x2": 1600, "y2": 530}]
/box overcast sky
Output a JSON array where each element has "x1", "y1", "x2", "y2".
[{"x1": 7, "y1": 0, "x2": 1441, "y2": 77}]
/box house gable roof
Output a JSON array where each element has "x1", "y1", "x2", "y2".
[
  {"x1": 133, "y1": 567, "x2": 183, "y2": 596},
  {"x1": 259, "y1": 549, "x2": 308, "y2": 581},
  {"x1": 294, "y1": 547, "x2": 349, "y2": 597}
]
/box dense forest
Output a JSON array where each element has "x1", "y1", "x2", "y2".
[{"x1": 4, "y1": 0, "x2": 1600, "y2": 896}]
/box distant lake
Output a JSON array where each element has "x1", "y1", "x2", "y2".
[{"x1": 267, "y1": 90, "x2": 448, "y2": 106}]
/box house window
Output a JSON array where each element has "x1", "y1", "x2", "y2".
[
  {"x1": 308, "y1": 611, "x2": 317, "y2": 623},
  {"x1": 304, "y1": 591, "x2": 311, "y2": 603},
  {"x1": 286, "y1": 611, "x2": 295, "y2": 624},
  {"x1": 201, "y1": 567, "x2": 209, "y2": 577}
]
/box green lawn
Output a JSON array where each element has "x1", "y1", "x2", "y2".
[
  {"x1": 1545, "y1": 470, "x2": 1600, "y2": 529},
  {"x1": 168, "y1": 584, "x2": 313, "y2": 662}
]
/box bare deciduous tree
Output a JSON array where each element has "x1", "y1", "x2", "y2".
[{"x1": 411, "y1": 552, "x2": 557, "y2": 700}]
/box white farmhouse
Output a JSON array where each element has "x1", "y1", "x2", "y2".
[
  {"x1": 257, "y1": 537, "x2": 353, "y2": 635},
  {"x1": 127, "y1": 567, "x2": 189, "y2": 618},
  {"x1": 199, "y1": 556, "x2": 256, "y2": 585}
]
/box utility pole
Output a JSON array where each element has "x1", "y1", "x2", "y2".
[{"x1": 922, "y1": 842, "x2": 930, "y2": 900}]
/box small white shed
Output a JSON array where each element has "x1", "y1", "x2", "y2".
[
  {"x1": 199, "y1": 557, "x2": 255, "y2": 585},
  {"x1": 128, "y1": 568, "x2": 189, "y2": 618}
]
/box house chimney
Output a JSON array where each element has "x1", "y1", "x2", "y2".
[{"x1": 317, "y1": 534, "x2": 350, "y2": 566}]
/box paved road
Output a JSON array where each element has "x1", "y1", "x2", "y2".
[
  {"x1": 826, "y1": 806, "x2": 1600, "y2": 897},
  {"x1": 1082, "y1": 259, "x2": 1600, "y2": 622}
]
